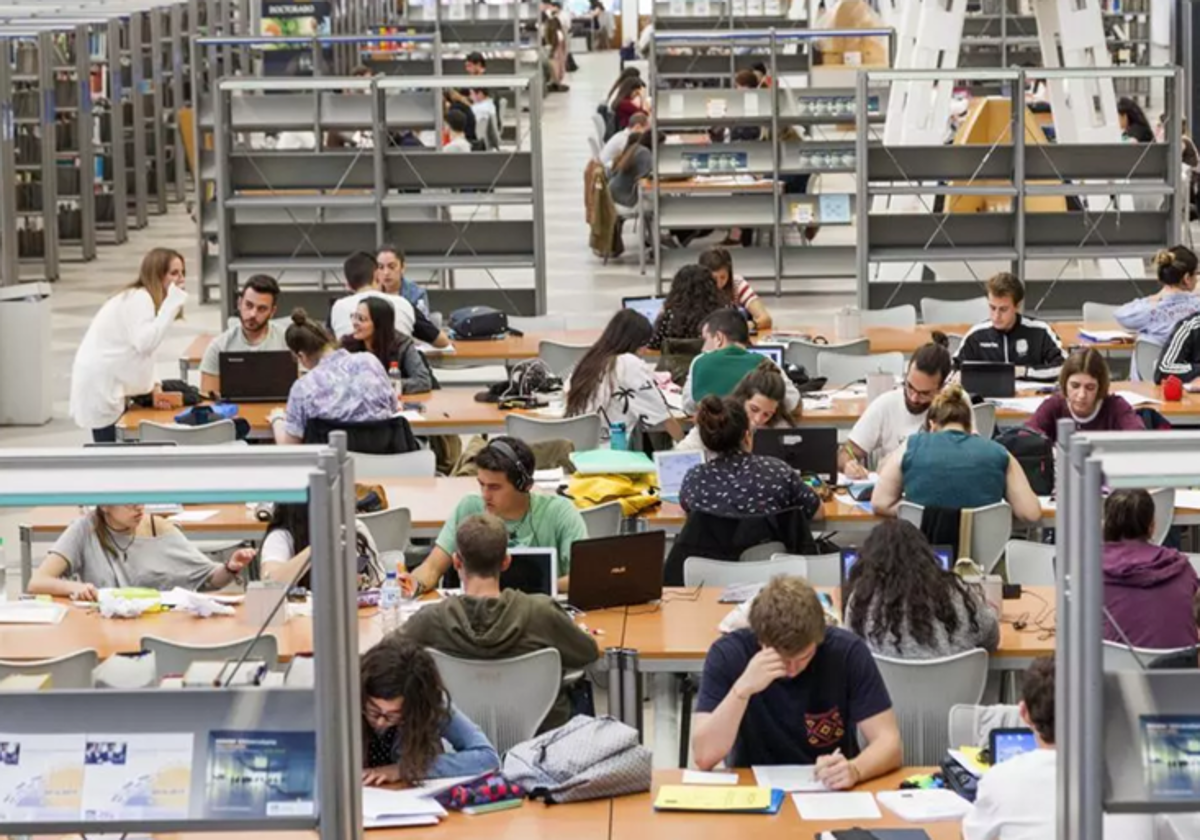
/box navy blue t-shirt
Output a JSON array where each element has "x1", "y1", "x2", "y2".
[{"x1": 695, "y1": 627, "x2": 892, "y2": 766}]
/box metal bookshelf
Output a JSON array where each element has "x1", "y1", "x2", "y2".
[
  {"x1": 652, "y1": 0, "x2": 798, "y2": 32},
  {"x1": 854, "y1": 65, "x2": 1183, "y2": 313}
]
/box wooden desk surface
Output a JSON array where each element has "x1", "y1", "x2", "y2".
[{"x1": 612, "y1": 768, "x2": 957, "y2": 840}]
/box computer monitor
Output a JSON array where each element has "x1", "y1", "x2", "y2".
[
  {"x1": 961, "y1": 361, "x2": 1016, "y2": 399},
  {"x1": 622, "y1": 296, "x2": 665, "y2": 326},
  {"x1": 218, "y1": 351, "x2": 298, "y2": 402},
  {"x1": 840, "y1": 544, "x2": 953, "y2": 588},
  {"x1": 747, "y1": 344, "x2": 785, "y2": 368},
  {"x1": 654, "y1": 450, "x2": 705, "y2": 504},
  {"x1": 752, "y1": 427, "x2": 838, "y2": 481}
]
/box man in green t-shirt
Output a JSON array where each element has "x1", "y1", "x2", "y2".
[{"x1": 404, "y1": 436, "x2": 587, "y2": 595}]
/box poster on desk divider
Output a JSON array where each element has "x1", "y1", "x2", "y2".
[
  {"x1": 0, "y1": 733, "x2": 85, "y2": 822},
  {"x1": 80, "y1": 733, "x2": 193, "y2": 821},
  {"x1": 205, "y1": 731, "x2": 316, "y2": 818}
]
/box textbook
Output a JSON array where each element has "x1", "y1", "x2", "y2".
[
  {"x1": 0, "y1": 733, "x2": 85, "y2": 822},
  {"x1": 653, "y1": 784, "x2": 784, "y2": 813},
  {"x1": 81, "y1": 733, "x2": 192, "y2": 821},
  {"x1": 205, "y1": 730, "x2": 316, "y2": 818}
]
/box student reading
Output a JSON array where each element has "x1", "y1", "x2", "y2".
[
  {"x1": 403, "y1": 437, "x2": 587, "y2": 595},
  {"x1": 199, "y1": 274, "x2": 287, "y2": 397},
  {"x1": 953, "y1": 272, "x2": 1065, "y2": 382},
  {"x1": 1024, "y1": 348, "x2": 1143, "y2": 440},
  {"x1": 682, "y1": 308, "x2": 801, "y2": 419},
  {"x1": 677, "y1": 363, "x2": 791, "y2": 453},
  {"x1": 402, "y1": 514, "x2": 600, "y2": 730},
  {"x1": 691, "y1": 575, "x2": 902, "y2": 785}
]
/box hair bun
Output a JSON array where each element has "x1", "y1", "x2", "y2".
[
  {"x1": 1154, "y1": 249, "x2": 1175, "y2": 268},
  {"x1": 291, "y1": 308, "x2": 310, "y2": 327},
  {"x1": 929, "y1": 330, "x2": 949, "y2": 348}
]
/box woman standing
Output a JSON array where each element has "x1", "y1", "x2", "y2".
[
  {"x1": 341, "y1": 296, "x2": 433, "y2": 394},
  {"x1": 70, "y1": 248, "x2": 188, "y2": 442},
  {"x1": 544, "y1": 15, "x2": 569, "y2": 92}
]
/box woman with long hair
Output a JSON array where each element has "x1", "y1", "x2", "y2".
[
  {"x1": 648, "y1": 264, "x2": 725, "y2": 350},
  {"x1": 699, "y1": 247, "x2": 774, "y2": 332},
  {"x1": 607, "y1": 128, "x2": 654, "y2": 209},
  {"x1": 844, "y1": 520, "x2": 999, "y2": 658},
  {"x1": 1118, "y1": 96, "x2": 1154, "y2": 143},
  {"x1": 70, "y1": 247, "x2": 188, "y2": 442},
  {"x1": 544, "y1": 15, "x2": 569, "y2": 91},
  {"x1": 566, "y1": 309, "x2": 682, "y2": 442},
  {"x1": 360, "y1": 636, "x2": 499, "y2": 785},
  {"x1": 259, "y1": 503, "x2": 383, "y2": 589},
  {"x1": 677, "y1": 361, "x2": 793, "y2": 451},
  {"x1": 341, "y1": 296, "x2": 432, "y2": 394},
  {"x1": 612, "y1": 76, "x2": 649, "y2": 129},
  {"x1": 606, "y1": 66, "x2": 640, "y2": 110},
  {"x1": 1115, "y1": 245, "x2": 1200, "y2": 353}
]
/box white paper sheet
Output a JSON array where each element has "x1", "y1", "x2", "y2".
[
  {"x1": 0, "y1": 602, "x2": 66, "y2": 624},
  {"x1": 875, "y1": 788, "x2": 972, "y2": 821},
  {"x1": 752, "y1": 764, "x2": 825, "y2": 792},
  {"x1": 1079, "y1": 329, "x2": 1133, "y2": 343},
  {"x1": 1113, "y1": 390, "x2": 1161, "y2": 408},
  {"x1": 682, "y1": 770, "x2": 740, "y2": 785},
  {"x1": 1174, "y1": 490, "x2": 1200, "y2": 510},
  {"x1": 989, "y1": 396, "x2": 1048, "y2": 413},
  {"x1": 362, "y1": 786, "x2": 447, "y2": 828},
  {"x1": 792, "y1": 792, "x2": 881, "y2": 821},
  {"x1": 169, "y1": 510, "x2": 219, "y2": 523}
]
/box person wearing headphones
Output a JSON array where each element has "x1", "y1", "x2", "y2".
[{"x1": 402, "y1": 437, "x2": 588, "y2": 595}]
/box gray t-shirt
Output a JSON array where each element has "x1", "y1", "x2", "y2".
[
  {"x1": 199, "y1": 322, "x2": 289, "y2": 376},
  {"x1": 607, "y1": 145, "x2": 652, "y2": 207},
  {"x1": 49, "y1": 515, "x2": 222, "y2": 591}
]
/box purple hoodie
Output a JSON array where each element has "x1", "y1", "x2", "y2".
[{"x1": 1103, "y1": 540, "x2": 1200, "y2": 650}]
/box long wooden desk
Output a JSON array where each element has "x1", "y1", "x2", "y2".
[{"x1": 613, "y1": 768, "x2": 958, "y2": 840}]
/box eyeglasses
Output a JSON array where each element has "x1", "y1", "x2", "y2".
[
  {"x1": 903, "y1": 380, "x2": 937, "y2": 400},
  {"x1": 363, "y1": 704, "x2": 403, "y2": 726}
]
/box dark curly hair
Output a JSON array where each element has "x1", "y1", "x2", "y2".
[
  {"x1": 845, "y1": 519, "x2": 982, "y2": 650},
  {"x1": 360, "y1": 635, "x2": 451, "y2": 784},
  {"x1": 653, "y1": 264, "x2": 724, "y2": 343}
]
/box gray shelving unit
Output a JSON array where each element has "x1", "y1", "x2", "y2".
[
  {"x1": 205, "y1": 73, "x2": 546, "y2": 317},
  {"x1": 854, "y1": 65, "x2": 1183, "y2": 314},
  {"x1": 652, "y1": 0, "x2": 797, "y2": 33}
]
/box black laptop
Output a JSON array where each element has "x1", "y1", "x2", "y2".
[
  {"x1": 960, "y1": 361, "x2": 1016, "y2": 399},
  {"x1": 218, "y1": 351, "x2": 298, "y2": 402},
  {"x1": 567, "y1": 531, "x2": 666, "y2": 611},
  {"x1": 752, "y1": 427, "x2": 839, "y2": 481}
]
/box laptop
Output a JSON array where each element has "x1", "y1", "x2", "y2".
[
  {"x1": 501, "y1": 547, "x2": 559, "y2": 598},
  {"x1": 746, "y1": 344, "x2": 785, "y2": 368},
  {"x1": 654, "y1": 450, "x2": 705, "y2": 504},
  {"x1": 622, "y1": 295, "x2": 665, "y2": 325},
  {"x1": 567, "y1": 531, "x2": 666, "y2": 611},
  {"x1": 961, "y1": 361, "x2": 1016, "y2": 399},
  {"x1": 218, "y1": 351, "x2": 298, "y2": 402},
  {"x1": 840, "y1": 544, "x2": 954, "y2": 589},
  {"x1": 752, "y1": 427, "x2": 839, "y2": 482},
  {"x1": 989, "y1": 728, "x2": 1037, "y2": 765}
]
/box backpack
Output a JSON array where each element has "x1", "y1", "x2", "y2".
[
  {"x1": 501, "y1": 715, "x2": 651, "y2": 803},
  {"x1": 995, "y1": 426, "x2": 1055, "y2": 496}
]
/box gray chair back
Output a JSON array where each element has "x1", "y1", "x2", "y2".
[
  {"x1": 580, "y1": 501, "x2": 622, "y2": 538},
  {"x1": 538, "y1": 340, "x2": 590, "y2": 377},
  {"x1": 875, "y1": 649, "x2": 989, "y2": 764},
  {"x1": 140, "y1": 635, "x2": 279, "y2": 681},
  {"x1": 139, "y1": 419, "x2": 237, "y2": 445},
  {"x1": 1133, "y1": 338, "x2": 1161, "y2": 382},
  {"x1": 352, "y1": 450, "x2": 437, "y2": 478},
  {"x1": 505, "y1": 413, "x2": 602, "y2": 452},
  {"x1": 920, "y1": 297, "x2": 988, "y2": 324},
  {"x1": 0, "y1": 649, "x2": 99, "y2": 689},
  {"x1": 784, "y1": 337, "x2": 868, "y2": 374},
  {"x1": 358, "y1": 507, "x2": 414, "y2": 554},
  {"x1": 861, "y1": 305, "x2": 917, "y2": 329}
]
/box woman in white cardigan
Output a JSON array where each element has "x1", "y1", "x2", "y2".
[{"x1": 70, "y1": 248, "x2": 188, "y2": 442}]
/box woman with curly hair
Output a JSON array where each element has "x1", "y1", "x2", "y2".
[
  {"x1": 360, "y1": 636, "x2": 499, "y2": 785},
  {"x1": 647, "y1": 264, "x2": 725, "y2": 351},
  {"x1": 844, "y1": 520, "x2": 999, "y2": 659}
]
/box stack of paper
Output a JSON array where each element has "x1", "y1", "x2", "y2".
[
  {"x1": 989, "y1": 396, "x2": 1048, "y2": 413},
  {"x1": 1113, "y1": 390, "x2": 1161, "y2": 408},
  {"x1": 681, "y1": 770, "x2": 740, "y2": 785},
  {"x1": 0, "y1": 601, "x2": 67, "y2": 625},
  {"x1": 362, "y1": 786, "x2": 448, "y2": 828},
  {"x1": 792, "y1": 792, "x2": 881, "y2": 820},
  {"x1": 1079, "y1": 329, "x2": 1133, "y2": 343},
  {"x1": 752, "y1": 764, "x2": 826, "y2": 792},
  {"x1": 876, "y1": 789, "x2": 972, "y2": 821}
]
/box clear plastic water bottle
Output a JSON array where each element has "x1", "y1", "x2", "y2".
[
  {"x1": 379, "y1": 570, "x2": 401, "y2": 635},
  {"x1": 387, "y1": 361, "x2": 403, "y2": 399},
  {"x1": 609, "y1": 421, "x2": 628, "y2": 451}
]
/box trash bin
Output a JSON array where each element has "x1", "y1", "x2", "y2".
[{"x1": 0, "y1": 281, "x2": 52, "y2": 426}]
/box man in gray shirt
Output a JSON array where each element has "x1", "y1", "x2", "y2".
[{"x1": 200, "y1": 274, "x2": 288, "y2": 397}]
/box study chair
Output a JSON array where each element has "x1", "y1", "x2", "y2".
[
  {"x1": 537, "y1": 339, "x2": 590, "y2": 378},
  {"x1": 898, "y1": 500, "x2": 1013, "y2": 574},
  {"x1": 860, "y1": 305, "x2": 917, "y2": 329},
  {"x1": 682, "y1": 556, "x2": 808, "y2": 587},
  {"x1": 947, "y1": 702, "x2": 1019, "y2": 751},
  {"x1": 1004, "y1": 539, "x2": 1056, "y2": 586},
  {"x1": 919, "y1": 296, "x2": 988, "y2": 325},
  {"x1": 351, "y1": 450, "x2": 437, "y2": 479},
  {"x1": 140, "y1": 636, "x2": 280, "y2": 682},
  {"x1": 0, "y1": 649, "x2": 99, "y2": 689},
  {"x1": 816, "y1": 351, "x2": 905, "y2": 384},
  {"x1": 1133, "y1": 337, "x2": 1162, "y2": 382},
  {"x1": 769, "y1": 552, "x2": 841, "y2": 587},
  {"x1": 1082, "y1": 301, "x2": 1120, "y2": 325},
  {"x1": 874, "y1": 649, "x2": 989, "y2": 765},
  {"x1": 358, "y1": 507, "x2": 413, "y2": 555},
  {"x1": 427, "y1": 648, "x2": 561, "y2": 754},
  {"x1": 1102, "y1": 640, "x2": 1192, "y2": 671},
  {"x1": 139, "y1": 419, "x2": 237, "y2": 445},
  {"x1": 580, "y1": 500, "x2": 622, "y2": 538},
  {"x1": 505, "y1": 413, "x2": 602, "y2": 453},
  {"x1": 971, "y1": 402, "x2": 997, "y2": 440},
  {"x1": 1149, "y1": 487, "x2": 1175, "y2": 545},
  {"x1": 591, "y1": 112, "x2": 607, "y2": 148},
  {"x1": 783, "y1": 337, "x2": 868, "y2": 376},
  {"x1": 587, "y1": 134, "x2": 603, "y2": 161}
]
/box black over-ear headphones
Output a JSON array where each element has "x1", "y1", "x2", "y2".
[{"x1": 486, "y1": 439, "x2": 533, "y2": 492}]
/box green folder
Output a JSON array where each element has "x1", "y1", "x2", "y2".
[{"x1": 569, "y1": 449, "x2": 656, "y2": 475}]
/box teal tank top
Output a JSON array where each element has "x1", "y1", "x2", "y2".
[{"x1": 901, "y1": 430, "x2": 1009, "y2": 510}]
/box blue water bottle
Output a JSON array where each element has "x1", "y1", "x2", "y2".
[{"x1": 609, "y1": 421, "x2": 628, "y2": 451}]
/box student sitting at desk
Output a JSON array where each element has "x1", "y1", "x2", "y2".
[
  {"x1": 199, "y1": 274, "x2": 288, "y2": 397},
  {"x1": 402, "y1": 437, "x2": 587, "y2": 596},
  {"x1": 691, "y1": 575, "x2": 902, "y2": 785},
  {"x1": 844, "y1": 520, "x2": 999, "y2": 659},
  {"x1": 1024, "y1": 348, "x2": 1143, "y2": 441},
  {"x1": 647, "y1": 264, "x2": 726, "y2": 352},
  {"x1": 375, "y1": 244, "x2": 429, "y2": 317},
  {"x1": 840, "y1": 334, "x2": 951, "y2": 479},
  {"x1": 612, "y1": 75, "x2": 649, "y2": 130},
  {"x1": 28, "y1": 505, "x2": 253, "y2": 600},
  {"x1": 259, "y1": 503, "x2": 384, "y2": 589},
  {"x1": 269, "y1": 310, "x2": 398, "y2": 445},
  {"x1": 953, "y1": 272, "x2": 1065, "y2": 383},
  {"x1": 607, "y1": 129, "x2": 654, "y2": 210},
  {"x1": 600, "y1": 113, "x2": 647, "y2": 172},
  {"x1": 330, "y1": 252, "x2": 448, "y2": 348},
  {"x1": 361, "y1": 635, "x2": 499, "y2": 785},
  {"x1": 1149, "y1": 590, "x2": 1200, "y2": 669},
  {"x1": 680, "y1": 396, "x2": 820, "y2": 520},
  {"x1": 871, "y1": 385, "x2": 1041, "y2": 522},
  {"x1": 682, "y1": 309, "x2": 801, "y2": 419},
  {"x1": 1114, "y1": 246, "x2": 1200, "y2": 349},
  {"x1": 403, "y1": 514, "x2": 600, "y2": 731},
  {"x1": 564, "y1": 308, "x2": 683, "y2": 442},
  {"x1": 341, "y1": 296, "x2": 433, "y2": 394},
  {"x1": 700, "y1": 247, "x2": 774, "y2": 333},
  {"x1": 677, "y1": 363, "x2": 792, "y2": 452},
  {"x1": 443, "y1": 108, "x2": 474, "y2": 153}
]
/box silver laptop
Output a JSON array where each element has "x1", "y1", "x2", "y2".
[{"x1": 654, "y1": 450, "x2": 705, "y2": 504}]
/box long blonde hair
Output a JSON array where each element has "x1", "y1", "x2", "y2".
[{"x1": 126, "y1": 248, "x2": 185, "y2": 313}]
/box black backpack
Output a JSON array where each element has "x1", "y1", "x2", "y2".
[{"x1": 996, "y1": 427, "x2": 1055, "y2": 496}]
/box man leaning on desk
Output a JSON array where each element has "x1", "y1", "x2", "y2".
[{"x1": 691, "y1": 576, "x2": 902, "y2": 788}]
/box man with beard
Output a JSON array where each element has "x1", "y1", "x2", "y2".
[
  {"x1": 839, "y1": 333, "x2": 952, "y2": 480},
  {"x1": 200, "y1": 274, "x2": 287, "y2": 397}
]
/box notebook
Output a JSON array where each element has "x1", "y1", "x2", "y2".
[
  {"x1": 653, "y1": 785, "x2": 784, "y2": 813},
  {"x1": 570, "y1": 449, "x2": 656, "y2": 475}
]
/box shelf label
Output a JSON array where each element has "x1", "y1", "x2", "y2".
[
  {"x1": 694, "y1": 0, "x2": 711, "y2": 15},
  {"x1": 744, "y1": 92, "x2": 759, "y2": 116},
  {"x1": 669, "y1": 0, "x2": 686, "y2": 15}
]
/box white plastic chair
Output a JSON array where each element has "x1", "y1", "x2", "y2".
[
  {"x1": 591, "y1": 112, "x2": 607, "y2": 146},
  {"x1": 0, "y1": 649, "x2": 99, "y2": 689},
  {"x1": 352, "y1": 450, "x2": 437, "y2": 478},
  {"x1": 139, "y1": 419, "x2": 237, "y2": 445},
  {"x1": 358, "y1": 507, "x2": 413, "y2": 554},
  {"x1": 784, "y1": 338, "x2": 868, "y2": 374},
  {"x1": 920, "y1": 297, "x2": 988, "y2": 325},
  {"x1": 861, "y1": 305, "x2": 917, "y2": 329},
  {"x1": 946, "y1": 334, "x2": 964, "y2": 356},
  {"x1": 972, "y1": 402, "x2": 997, "y2": 440},
  {"x1": 538, "y1": 339, "x2": 590, "y2": 377},
  {"x1": 1102, "y1": 640, "x2": 1191, "y2": 671},
  {"x1": 505, "y1": 413, "x2": 602, "y2": 452},
  {"x1": 140, "y1": 636, "x2": 279, "y2": 681},
  {"x1": 1187, "y1": 554, "x2": 1200, "y2": 576},
  {"x1": 587, "y1": 134, "x2": 602, "y2": 160},
  {"x1": 817, "y1": 351, "x2": 905, "y2": 383},
  {"x1": 770, "y1": 552, "x2": 841, "y2": 587},
  {"x1": 428, "y1": 648, "x2": 562, "y2": 754},
  {"x1": 898, "y1": 500, "x2": 1013, "y2": 573},
  {"x1": 947, "y1": 702, "x2": 1019, "y2": 749},
  {"x1": 1004, "y1": 539, "x2": 1056, "y2": 586},
  {"x1": 580, "y1": 501, "x2": 622, "y2": 538},
  {"x1": 1150, "y1": 487, "x2": 1175, "y2": 545},
  {"x1": 1133, "y1": 338, "x2": 1162, "y2": 382},
  {"x1": 874, "y1": 649, "x2": 989, "y2": 765},
  {"x1": 1082, "y1": 301, "x2": 1120, "y2": 325},
  {"x1": 682, "y1": 556, "x2": 809, "y2": 587}
]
